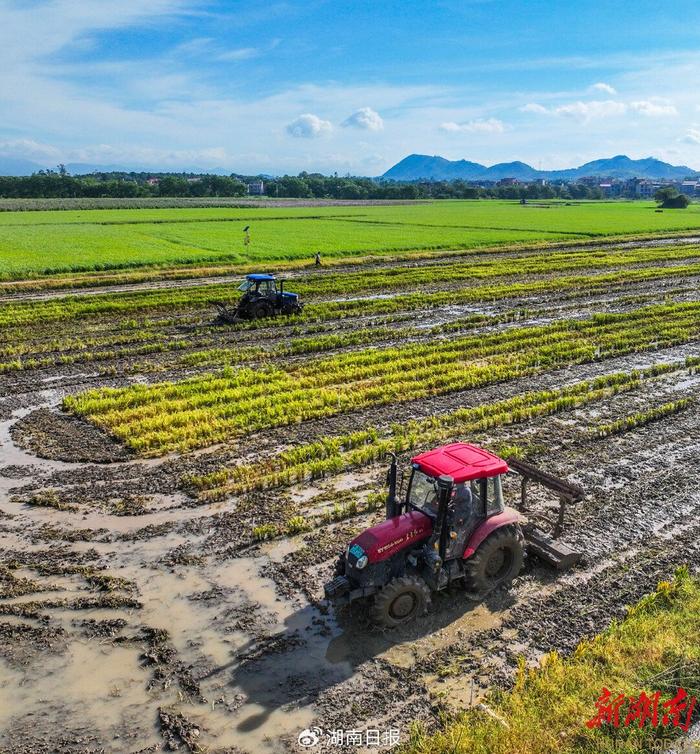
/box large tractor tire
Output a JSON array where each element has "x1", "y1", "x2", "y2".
[
  {"x1": 464, "y1": 524, "x2": 524, "y2": 597},
  {"x1": 252, "y1": 302, "x2": 272, "y2": 319},
  {"x1": 371, "y1": 575, "x2": 431, "y2": 628}
]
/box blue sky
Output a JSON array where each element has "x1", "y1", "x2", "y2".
[{"x1": 2, "y1": 0, "x2": 700, "y2": 174}]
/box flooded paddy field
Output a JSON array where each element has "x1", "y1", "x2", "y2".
[{"x1": 1, "y1": 232, "x2": 700, "y2": 753}]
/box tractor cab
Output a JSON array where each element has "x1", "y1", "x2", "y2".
[
  {"x1": 405, "y1": 444, "x2": 510, "y2": 560},
  {"x1": 238, "y1": 273, "x2": 277, "y2": 296}
]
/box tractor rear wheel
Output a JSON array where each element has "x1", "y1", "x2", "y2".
[
  {"x1": 464, "y1": 524, "x2": 524, "y2": 597},
  {"x1": 371, "y1": 575, "x2": 431, "y2": 628},
  {"x1": 253, "y1": 303, "x2": 271, "y2": 319}
]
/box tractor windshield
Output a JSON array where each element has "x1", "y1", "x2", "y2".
[
  {"x1": 407, "y1": 470, "x2": 439, "y2": 516},
  {"x1": 238, "y1": 280, "x2": 254, "y2": 292}
]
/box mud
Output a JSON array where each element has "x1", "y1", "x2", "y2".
[{"x1": 1, "y1": 236, "x2": 700, "y2": 752}]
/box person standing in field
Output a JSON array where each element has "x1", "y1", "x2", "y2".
[
  {"x1": 243, "y1": 225, "x2": 251, "y2": 247},
  {"x1": 314, "y1": 251, "x2": 321, "y2": 267}
]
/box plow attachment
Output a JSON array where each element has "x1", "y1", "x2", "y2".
[
  {"x1": 507, "y1": 456, "x2": 585, "y2": 571},
  {"x1": 212, "y1": 301, "x2": 242, "y2": 324}
]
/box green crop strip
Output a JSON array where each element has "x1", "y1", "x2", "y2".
[
  {"x1": 64, "y1": 303, "x2": 700, "y2": 455},
  {"x1": 3, "y1": 246, "x2": 700, "y2": 330},
  {"x1": 185, "y1": 370, "x2": 650, "y2": 500},
  {"x1": 591, "y1": 398, "x2": 695, "y2": 438}
]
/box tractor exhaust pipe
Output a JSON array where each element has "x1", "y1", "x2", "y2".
[
  {"x1": 418, "y1": 474, "x2": 453, "y2": 570},
  {"x1": 386, "y1": 453, "x2": 398, "y2": 519}
]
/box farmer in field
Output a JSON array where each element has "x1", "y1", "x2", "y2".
[
  {"x1": 314, "y1": 251, "x2": 322, "y2": 267},
  {"x1": 243, "y1": 225, "x2": 251, "y2": 247}
]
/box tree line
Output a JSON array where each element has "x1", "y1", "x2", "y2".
[{"x1": 0, "y1": 167, "x2": 605, "y2": 200}]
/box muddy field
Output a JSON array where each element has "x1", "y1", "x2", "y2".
[{"x1": 1, "y1": 234, "x2": 700, "y2": 753}]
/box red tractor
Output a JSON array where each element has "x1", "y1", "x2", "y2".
[{"x1": 324, "y1": 443, "x2": 583, "y2": 627}]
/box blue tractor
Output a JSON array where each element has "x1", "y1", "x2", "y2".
[{"x1": 214, "y1": 273, "x2": 303, "y2": 323}]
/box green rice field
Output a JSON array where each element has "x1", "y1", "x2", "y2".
[{"x1": 3, "y1": 199, "x2": 700, "y2": 278}]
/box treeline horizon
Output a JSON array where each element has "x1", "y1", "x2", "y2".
[{"x1": 0, "y1": 168, "x2": 604, "y2": 201}]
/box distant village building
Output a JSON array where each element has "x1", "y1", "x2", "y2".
[
  {"x1": 634, "y1": 180, "x2": 666, "y2": 198},
  {"x1": 496, "y1": 177, "x2": 519, "y2": 186},
  {"x1": 598, "y1": 182, "x2": 622, "y2": 198},
  {"x1": 680, "y1": 180, "x2": 700, "y2": 197},
  {"x1": 247, "y1": 180, "x2": 265, "y2": 195},
  {"x1": 146, "y1": 177, "x2": 160, "y2": 186}
]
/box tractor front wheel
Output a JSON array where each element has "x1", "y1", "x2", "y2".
[
  {"x1": 464, "y1": 524, "x2": 524, "y2": 597},
  {"x1": 371, "y1": 575, "x2": 431, "y2": 628}
]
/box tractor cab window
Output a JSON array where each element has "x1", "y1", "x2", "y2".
[
  {"x1": 407, "y1": 471, "x2": 439, "y2": 516},
  {"x1": 238, "y1": 279, "x2": 276, "y2": 295},
  {"x1": 469, "y1": 476, "x2": 504, "y2": 517},
  {"x1": 486, "y1": 475, "x2": 504, "y2": 515},
  {"x1": 469, "y1": 479, "x2": 487, "y2": 517}
]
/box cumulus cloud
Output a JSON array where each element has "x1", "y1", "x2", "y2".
[
  {"x1": 590, "y1": 82, "x2": 617, "y2": 95},
  {"x1": 341, "y1": 107, "x2": 384, "y2": 131},
  {"x1": 440, "y1": 118, "x2": 505, "y2": 133},
  {"x1": 681, "y1": 128, "x2": 700, "y2": 145},
  {"x1": 521, "y1": 100, "x2": 626, "y2": 120},
  {"x1": 629, "y1": 100, "x2": 678, "y2": 117},
  {"x1": 286, "y1": 113, "x2": 333, "y2": 138},
  {"x1": 521, "y1": 98, "x2": 677, "y2": 122}
]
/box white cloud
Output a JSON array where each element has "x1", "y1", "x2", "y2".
[
  {"x1": 521, "y1": 98, "x2": 677, "y2": 122},
  {"x1": 341, "y1": 107, "x2": 384, "y2": 131},
  {"x1": 286, "y1": 113, "x2": 333, "y2": 138},
  {"x1": 591, "y1": 82, "x2": 617, "y2": 95},
  {"x1": 629, "y1": 100, "x2": 678, "y2": 117},
  {"x1": 520, "y1": 103, "x2": 549, "y2": 114},
  {"x1": 523, "y1": 100, "x2": 627, "y2": 121},
  {"x1": 440, "y1": 118, "x2": 505, "y2": 133},
  {"x1": 554, "y1": 100, "x2": 627, "y2": 120},
  {"x1": 681, "y1": 128, "x2": 700, "y2": 145},
  {"x1": 0, "y1": 139, "x2": 235, "y2": 169},
  {"x1": 0, "y1": 138, "x2": 61, "y2": 162},
  {"x1": 218, "y1": 47, "x2": 260, "y2": 61}
]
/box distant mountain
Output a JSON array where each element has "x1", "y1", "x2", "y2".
[
  {"x1": 383, "y1": 153, "x2": 699, "y2": 182},
  {"x1": 65, "y1": 163, "x2": 236, "y2": 175},
  {"x1": 0, "y1": 156, "x2": 45, "y2": 176},
  {"x1": 64, "y1": 162, "x2": 135, "y2": 175}
]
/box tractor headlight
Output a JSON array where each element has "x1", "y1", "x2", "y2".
[{"x1": 355, "y1": 554, "x2": 368, "y2": 570}]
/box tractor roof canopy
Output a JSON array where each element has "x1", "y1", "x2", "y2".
[
  {"x1": 246, "y1": 273, "x2": 276, "y2": 281},
  {"x1": 412, "y1": 443, "x2": 508, "y2": 483}
]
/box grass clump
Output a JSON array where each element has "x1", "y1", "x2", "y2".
[
  {"x1": 22, "y1": 489, "x2": 78, "y2": 512},
  {"x1": 285, "y1": 515, "x2": 312, "y2": 535},
  {"x1": 404, "y1": 567, "x2": 700, "y2": 754},
  {"x1": 252, "y1": 523, "x2": 279, "y2": 541}
]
